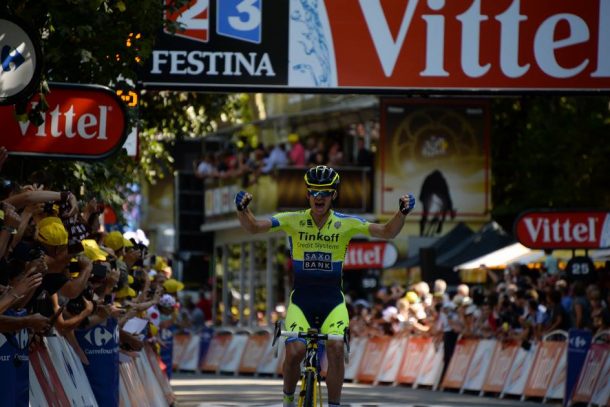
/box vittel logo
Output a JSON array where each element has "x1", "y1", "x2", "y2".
[
  {"x1": 358, "y1": 0, "x2": 610, "y2": 79},
  {"x1": 515, "y1": 211, "x2": 610, "y2": 249},
  {"x1": 18, "y1": 102, "x2": 111, "y2": 140},
  {"x1": 0, "y1": 84, "x2": 127, "y2": 158}
]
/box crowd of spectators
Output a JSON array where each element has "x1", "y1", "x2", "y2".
[
  {"x1": 0, "y1": 146, "x2": 190, "y2": 386},
  {"x1": 192, "y1": 134, "x2": 374, "y2": 186},
  {"x1": 344, "y1": 259, "x2": 610, "y2": 380}
]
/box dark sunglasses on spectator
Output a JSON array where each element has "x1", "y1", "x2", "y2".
[{"x1": 307, "y1": 189, "x2": 334, "y2": 198}]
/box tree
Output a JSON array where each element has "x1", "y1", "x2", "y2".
[
  {"x1": 491, "y1": 95, "x2": 610, "y2": 231},
  {"x1": 3, "y1": 0, "x2": 243, "y2": 211}
]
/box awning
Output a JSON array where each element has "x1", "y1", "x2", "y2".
[{"x1": 454, "y1": 245, "x2": 610, "y2": 271}]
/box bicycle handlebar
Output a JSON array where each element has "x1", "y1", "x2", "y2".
[{"x1": 280, "y1": 330, "x2": 345, "y2": 341}]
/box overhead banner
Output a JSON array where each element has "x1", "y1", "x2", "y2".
[
  {"x1": 380, "y1": 99, "x2": 490, "y2": 228},
  {"x1": 140, "y1": 0, "x2": 610, "y2": 92},
  {"x1": 0, "y1": 83, "x2": 128, "y2": 160},
  {"x1": 515, "y1": 210, "x2": 610, "y2": 249}
]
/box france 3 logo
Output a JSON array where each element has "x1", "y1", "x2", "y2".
[{"x1": 165, "y1": 0, "x2": 262, "y2": 44}]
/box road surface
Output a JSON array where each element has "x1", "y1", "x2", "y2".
[{"x1": 171, "y1": 373, "x2": 552, "y2": 406}]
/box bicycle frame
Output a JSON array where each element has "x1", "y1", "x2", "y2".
[{"x1": 272, "y1": 321, "x2": 350, "y2": 407}]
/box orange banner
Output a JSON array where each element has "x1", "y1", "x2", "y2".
[
  {"x1": 524, "y1": 341, "x2": 566, "y2": 399},
  {"x1": 200, "y1": 332, "x2": 233, "y2": 372},
  {"x1": 572, "y1": 343, "x2": 610, "y2": 403},
  {"x1": 441, "y1": 338, "x2": 479, "y2": 389},
  {"x1": 482, "y1": 341, "x2": 519, "y2": 394},
  {"x1": 396, "y1": 336, "x2": 432, "y2": 384},
  {"x1": 356, "y1": 336, "x2": 391, "y2": 383},
  {"x1": 239, "y1": 332, "x2": 272, "y2": 374}
]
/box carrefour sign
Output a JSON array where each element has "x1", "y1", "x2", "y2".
[{"x1": 140, "y1": 0, "x2": 610, "y2": 92}]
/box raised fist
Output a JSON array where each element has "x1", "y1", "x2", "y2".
[
  {"x1": 235, "y1": 191, "x2": 252, "y2": 212},
  {"x1": 399, "y1": 193, "x2": 416, "y2": 215}
]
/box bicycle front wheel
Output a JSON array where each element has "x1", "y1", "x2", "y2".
[{"x1": 302, "y1": 370, "x2": 317, "y2": 407}]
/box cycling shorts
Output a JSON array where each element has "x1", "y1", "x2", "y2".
[{"x1": 284, "y1": 286, "x2": 348, "y2": 343}]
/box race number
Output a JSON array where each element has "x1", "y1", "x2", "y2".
[
  {"x1": 217, "y1": 0, "x2": 262, "y2": 43},
  {"x1": 566, "y1": 256, "x2": 596, "y2": 282}
]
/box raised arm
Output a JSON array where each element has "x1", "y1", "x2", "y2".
[
  {"x1": 235, "y1": 191, "x2": 272, "y2": 234},
  {"x1": 369, "y1": 193, "x2": 415, "y2": 239}
]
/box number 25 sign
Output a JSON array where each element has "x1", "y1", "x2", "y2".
[{"x1": 164, "y1": 0, "x2": 262, "y2": 44}]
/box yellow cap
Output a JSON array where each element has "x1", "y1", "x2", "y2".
[
  {"x1": 404, "y1": 291, "x2": 419, "y2": 304},
  {"x1": 288, "y1": 133, "x2": 299, "y2": 143},
  {"x1": 81, "y1": 239, "x2": 107, "y2": 261},
  {"x1": 154, "y1": 256, "x2": 169, "y2": 272},
  {"x1": 123, "y1": 238, "x2": 134, "y2": 248},
  {"x1": 163, "y1": 278, "x2": 184, "y2": 294},
  {"x1": 37, "y1": 216, "x2": 68, "y2": 246},
  {"x1": 103, "y1": 231, "x2": 125, "y2": 251},
  {"x1": 115, "y1": 285, "x2": 136, "y2": 298},
  {"x1": 127, "y1": 274, "x2": 134, "y2": 285}
]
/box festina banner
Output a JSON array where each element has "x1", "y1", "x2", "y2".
[
  {"x1": 139, "y1": 0, "x2": 610, "y2": 92},
  {"x1": 514, "y1": 210, "x2": 610, "y2": 249}
]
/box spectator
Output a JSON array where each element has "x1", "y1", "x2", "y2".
[
  {"x1": 287, "y1": 133, "x2": 306, "y2": 166},
  {"x1": 571, "y1": 281, "x2": 592, "y2": 329},
  {"x1": 261, "y1": 144, "x2": 289, "y2": 174},
  {"x1": 194, "y1": 153, "x2": 217, "y2": 179},
  {"x1": 356, "y1": 138, "x2": 374, "y2": 167},
  {"x1": 555, "y1": 279, "x2": 572, "y2": 315},
  {"x1": 327, "y1": 140, "x2": 344, "y2": 167}
]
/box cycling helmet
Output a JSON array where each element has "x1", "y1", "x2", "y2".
[{"x1": 304, "y1": 165, "x2": 340, "y2": 188}]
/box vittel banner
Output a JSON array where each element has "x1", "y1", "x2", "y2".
[
  {"x1": 344, "y1": 241, "x2": 398, "y2": 270},
  {"x1": 514, "y1": 210, "x2": 610, "y2": 249},
  {"x1": 140, "y1": 0, "x2": 610, "y2": 92},
  {"x1": 0, "y1": 83, "x2": 128, "y2": 160}
]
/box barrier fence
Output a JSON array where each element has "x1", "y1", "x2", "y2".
[
  {"x1": 172, "y1": 327, "x2": 610, "y2": 406},
  {"x1": 0, "y1": 325, "x2": 175, "y2": 407}
]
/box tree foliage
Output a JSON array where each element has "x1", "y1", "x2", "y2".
[
  {"x1": 3, "y1": 0, "x2": 242, "y2": 209},
  {"x1": 491, "y1": 96, "x2": 610, "y2": 230}
]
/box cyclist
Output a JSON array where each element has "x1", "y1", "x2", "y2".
[{"x1": 235, "y1": 165, "x2": 415, "y2": 407}]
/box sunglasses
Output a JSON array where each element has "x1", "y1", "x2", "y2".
[{"x1": 307, "y1": 189, "x2": 335, "y2": 198}]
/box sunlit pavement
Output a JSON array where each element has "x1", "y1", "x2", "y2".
[{"x1": 171, "y1": 373, "x2": 552, "y2": 407}]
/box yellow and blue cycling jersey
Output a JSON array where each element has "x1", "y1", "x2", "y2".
[
  {"x1": 270, "y1": 208, "x2": 371, "y2": 289},
  {"x1": 270, "y1": 209, "x2": 371, "y2": 335}
]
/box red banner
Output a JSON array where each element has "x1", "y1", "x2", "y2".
[
  {"x1": 0, "y1": 83, "x2": 127, "y2": 159},
  {"x1": 515, "y1": 210, "x2": 610, "y2": 249},
  {"x1": 142, "y1": 0, "x2": 610, "y2": 92},
  {"x1": 344, "y1": 241, "x2": 397, "y2": 270}
]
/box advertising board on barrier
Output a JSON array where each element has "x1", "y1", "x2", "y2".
[
  {"x1": 565, "y1": 329, "x2": 593, "y2": 405},
  {"x1": 141, "y1": 0, "x2": 610, "y2": 92},
  {"x1": 572, "y1": 343, "x2": 610, "y2": 404}
]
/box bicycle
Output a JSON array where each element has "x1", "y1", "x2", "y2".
[{"x1": 272, "y1": 321, "x2": 350, "y2": 407}]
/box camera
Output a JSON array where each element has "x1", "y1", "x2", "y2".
[
  {"x1": 90, "y1": 263, "x2": 109, "y2": 282},
  {"x1": 65, "y1": 286, "x2": 94, "y2": 315}
]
